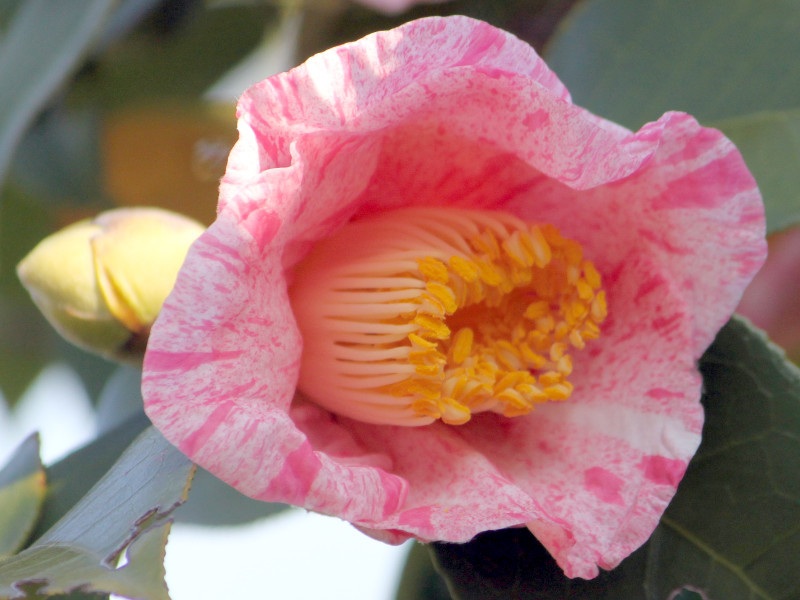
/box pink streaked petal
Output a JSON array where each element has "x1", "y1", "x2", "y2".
[{"x1": 505, "y1": 112, "x2": 766, "y2": 358}]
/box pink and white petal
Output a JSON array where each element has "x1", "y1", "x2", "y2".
[
  {"x1": 143, "y1": 210, "x2": 415, "y2": 520},
  {"x1": 231, "y1": 16, "x2": 570, "y2": 146},
  {"x1": 505, "y1": 112, "x2": 766, "y2": 357},
  {"x1": 458, "y1": 251, "x2": 703, "y2": 578}
]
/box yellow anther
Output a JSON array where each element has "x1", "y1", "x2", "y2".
[
  {"x1": 494, "y1": 371, "x2": 525, "y2": 393},
  {"x1": 426, "y1": 281, "x2": 458, "y2": 314},
  {"x1": 450, "y1": 327, "x2": 474, "y2": 365},
  {"x1": 449, "y1": 256, "x2": 480, "y2": 282},
  {"x1": 567, "y1": 300, "x2": 588, "y2": 325},
  {"x1": 409, "y1": 333, "x2": 437, "y2": 349},
  {"x1": 544, "y1": 383, "x2": 573, "y2": 401},
  {"x1": 550, "y1": 342, "x2": 568, "y2": 362},
  {"x1": 591, "y1": 290, "x2": 608, "y2": 322},
  {"x1": 519, "y1": 343, "x2": 548, "y2": 369},
  {"x1": 497, "y1": 388, "x2": 531, "y2": 410},
  {"x1": 540, "y1": 224, "x2": 565, "y2": 247},
  {"x1": 502, "y1": 231, "x2": 534, "y2": 267},
  {"x1": 409, "y1": 348, "x2": 445, "y2": 366},
  {"x1": 567, "y1": 264, "x2": 582, "y2": 285},
  {"x1": 440, "y1": 397, "x2": 472, "y2": 425},
  {"x1": 536, "y1": 315, "x2": 555, "y2": 333},
  {"x1": 557, "y1": 355, "x2": 573, "y2": 376},
  {"x1": 576, "y1": 279, "x2": 594, "y2": 301},
  {"x1": 388, "y1": 378, "x2": 441, "y2": 399},
  {"x1": 524, "y1": 300, "x2": 550, "y2": 320},
  {"x1": 413, "y1": 314, "x2": 450, "y2": 339},
  {"x1": 415, "y1": 363, "x2": 442, "y2": 376},
  {"x1": 418, "y1": 257, "x2": 449, "y2": 283},
  {"x1": 582, "y1": 320, "x2": 601, "y2": 340},
  {"x1": 476, "y1": 260, "x2": 504, "y2": 287},
  {"x1": 569, "y1": 329, "x2": 586, "y2": 349},
  {"x1": 583, "y1": 261, "x2": 602, "y2": 290},
  {"x1": 539, "y1": 371, "x2": 563, "y2": 386},
  {"x1": 416, "y1": 295, "x2": 446, "y2": 317},
  {"x1": 472, "y1": 230, "x2": 500, "y2": 259},
  {"x1": 554, "y1": 321, "x2": 570, "y2": 340},
  {"x1": 525, "y1": 226, "x2": 552, "y2": 268}
]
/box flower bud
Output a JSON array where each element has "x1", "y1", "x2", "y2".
[{"x1": 17, "y1": 207, "x2": 204, "y2": 363}]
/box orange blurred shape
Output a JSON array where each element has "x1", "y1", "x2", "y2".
[{"x1": 102, "y1": 104, "x2": 237, "y2": 225}]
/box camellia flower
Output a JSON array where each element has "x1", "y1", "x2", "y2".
[{"x1": 142, "y1": 16, "x2": 766, "y2": 578}]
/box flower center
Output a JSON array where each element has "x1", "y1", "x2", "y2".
[{"x1": 289, "y1": 207, "x2": 606, "y2": 426}]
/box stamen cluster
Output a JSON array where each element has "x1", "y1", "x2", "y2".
[{"x1": 290, "y1": 207, "x2": 606, "y2": 426}]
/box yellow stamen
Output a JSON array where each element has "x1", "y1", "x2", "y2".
[{"x1": 289, "y1": 207, "x2": 606, "y2": 426}]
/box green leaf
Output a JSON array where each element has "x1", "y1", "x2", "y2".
[
  {"x1": 0, "y1": 184, "x2": 57, "y2": 404},
  {"x1": 0, "y1": 435, "x2": 45, "y2": 558},
  {"x1": 712, "y1": 110, "x2": 800, "y2": 233},
  {"x1": 0, "y1": 426, "x2": 194, "y2": 599},
  {"x1": 30, "y1": 413, "x2": 151, "y2": 541},
  {"x1": 174, "y1": 465, "x2": 288, "y2": 527},
  {"x1": 68, "y1": 4, "x2": 278, "y2": 109},
  {"x1": 94, "y1": 365, "x2": 145, "y2": 435},
  {"x1": 0, "y1": 0, "x2": 116, "y2": 187},
  {"x1": 545, "y1": 0, "x2": 800, "y2": 130},
  {"x1": 394, "y1": 542, "x2": 451, "y2": 600},
  {"x1": 430, "y1": 317, "x2": 800, "y2": 600}
]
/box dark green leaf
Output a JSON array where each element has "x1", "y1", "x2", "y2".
[
  {"x1": 30, "y1": 412, "x2": 151, "y2": 540},
  {"x1": 10, "y1": 108, "x2": 106, "y2": 209},
  {"x1": 431, "y1": 317, "x2": 800, "y2": 600},
  {"x1": 0, "y1": 435, "x2": 45, "y2": 558},
  {"x1": 94, "y1": 366, "x2": 144, "y2": 435},
  {"x1": 713, "y1": 110, "x2": 800, "y2": 233},
  {"x1": 174, "y1": 465, "x2": 288, "y2": 526},
  {"x1": 395, "y1": 542, "x2": 451, "y2": 600},
  {"x1": 0, "y1": 184, "x2": 57, "y2": 404},
  {"x1": 68, "y1": 4, "x2": 278, "y2": 109},
  {"x1": 545, "y1": 0, "x2": 800, "y2": 130},
  {"x1": 0, "y1": 427, "x2": 194, "y2": 599},
  {"x1": 0, "y1": 0, "x2": 116, "y2": 187}
]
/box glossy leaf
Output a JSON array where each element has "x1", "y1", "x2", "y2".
[
  {"x1": 395, "y1": 542, "x2": 452, "y2": 600},
  {"x1": 0, "y1": 435, "x2": 45, "y2": 558},
  {"x1": 174, "y1": 465, "x2": 289, "y2": 527},
  {"x1": 0, "y1": 427, "x2": 194, "y2": 599},
  {"x1": 29, "y1": 412, "x2": 151, "y2": 541},
  {"x1": 545, "y1": 0, "x2": 800, "y2": 130},
  {"x1": 713, "y1": 110, "x2": 800, "y2": 233},
  {"x1": 431, "y1": 317, "x2": 800, "y2": 600},
  {"x1": 94, "y1": 365, "x2": 145, "y2": 435},
  {"x1": 0, "y1": 0, "x2": 116, "y2": 187},
  {"x1": 68, "y1": 4, "x2": 278, "y2": 109},
  {"x1": 0, "y1": 185, "x2": 55, "y2": 404}
]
